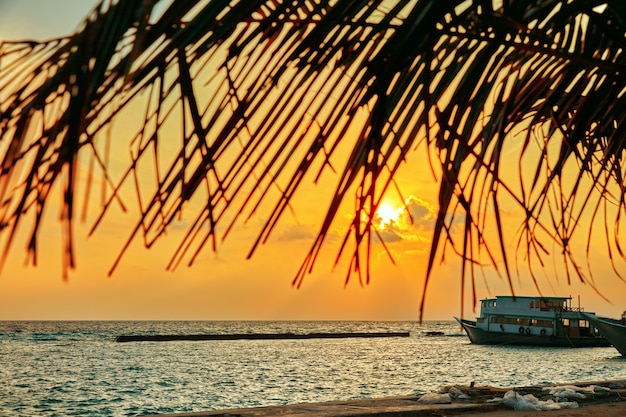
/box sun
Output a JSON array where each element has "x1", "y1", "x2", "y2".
[{"x1": 376, "y1": 202, "x2": 402, "y2": 229}]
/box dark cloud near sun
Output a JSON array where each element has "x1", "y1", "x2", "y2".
[
  {"x1": 277, "y1": 224, "x2": 317, "y2": 241},
  {"x1": 402, "y1": 196, "x2": 436, "y2": 229},
  {"x1": 373, "y1": 195, "x2": 436, "y2": 244},
  {"x1": 375, "y1": 228, "x2": 403, "y2": 243}
]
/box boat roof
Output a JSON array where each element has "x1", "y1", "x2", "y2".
[{"x1": 482, "y1": 295, "x2": 572, "y2": 301}]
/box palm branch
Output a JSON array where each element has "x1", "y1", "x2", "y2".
[{"x1": 0, "y1": 0, "x2": 624, "y2": 316}]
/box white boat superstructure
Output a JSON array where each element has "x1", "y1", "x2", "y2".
[{"x1": 456, "y1": 295, "x2": 609, "y2": 347}]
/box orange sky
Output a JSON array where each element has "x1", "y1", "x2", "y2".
[{"x1": 0, "y1": 0, "x2": 624, "y2": 321}]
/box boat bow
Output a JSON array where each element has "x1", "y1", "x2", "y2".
[{"x1": 583, "y1": 313, "x2": 626, "y2": 355}]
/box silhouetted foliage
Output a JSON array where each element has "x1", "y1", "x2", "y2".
[{"x1": 0, "y1": 0, "x2": 624, "y2": 316}]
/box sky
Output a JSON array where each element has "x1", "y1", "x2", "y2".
[{"x1": 0, "y1": 0, "x2": 624, "y2": 321}]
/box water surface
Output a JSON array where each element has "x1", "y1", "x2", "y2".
[{"x1": 1, "y1": 320, "x2": 624, "y2": 416}]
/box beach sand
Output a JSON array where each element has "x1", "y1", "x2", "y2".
[
  {"x1": 149, "y1": 400, "x2": 626, "y2": 417},
  {"x1": 454, "y1": 401, "x2": 626, "y2": 416},
  {"x1": 147, "y1": 380, "x2": 626, "y2": 417}
]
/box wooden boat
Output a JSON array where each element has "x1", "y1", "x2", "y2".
[
  {"x1": 455, "y1": 295, "x2": 610, "y2": 348},
  {"x1": 582, "y1": 312, "x2": 626, "y2": 355}
]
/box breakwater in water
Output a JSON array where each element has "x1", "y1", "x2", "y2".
[{"x1": 115, "y1": 331, "x2": 411, "y2": 342}]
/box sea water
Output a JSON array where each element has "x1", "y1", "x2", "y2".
[{"x1": 1, "y1": 320, "x2": 625, "y2": 416}]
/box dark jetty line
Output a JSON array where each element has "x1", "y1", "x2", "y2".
[{"x1": 115, "y1": 331, "x2": 410, "y2": 343}]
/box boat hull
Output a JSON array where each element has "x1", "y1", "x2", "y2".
[
  {"x1": 455, "y1": 317, "x2": 610, "y2": 348},
  {"x1": 583, "y1": 314, "x2": 626, "y2": 355}
]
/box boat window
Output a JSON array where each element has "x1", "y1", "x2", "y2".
[
  {"x1": 539, "y1": 299, "x2": 568, "y2": 311},
  {"x1": 563, "y1": 319, "x2": 570, "y2": 327},
  {"x1": 489, "y1": 316, "x2": 539, "y2": 326},
  {"x1": 580, "y1": 320, "x2": 588, "y2": 328}
]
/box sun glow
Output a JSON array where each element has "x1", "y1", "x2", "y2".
[{"x1": 376, "y1": 202, "x2": 402, "y2": 228}]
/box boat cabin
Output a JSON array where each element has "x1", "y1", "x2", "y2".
[{"x1": 476, "y1": 295, "x2": 599, "y2": 338}]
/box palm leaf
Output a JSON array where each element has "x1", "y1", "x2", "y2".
[{"x1": 0, "y1": 0, "x2": 624, "y2": 316}]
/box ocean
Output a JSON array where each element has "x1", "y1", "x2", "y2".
[{"x1": 1, "y1": 320, "x2": 625, "y2": 416}]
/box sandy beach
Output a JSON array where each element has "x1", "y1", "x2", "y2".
[
  {"x1": 147, "y1": 380, "x2": 626, "y2": 417},
  {"x1": 148, "y1": 399, "x2": 626, "y2": 417},
  {"x1": 456, "y1": 402, "x2": 626, "y2": 416}
]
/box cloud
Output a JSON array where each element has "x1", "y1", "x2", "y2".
[
  {"x1": 373, "y1": 195, "x2": 437, "y2": 244},
  {"x1": 277, "y1": 224, "x2": 316, "y2": 241},
  {"x1": 403, "y1": 248, "x2": 430, "y2": 257},
  {"x1": 402, "y1": 195, "x2": 437, "y2": 229},
  {"x1": 375, "y1": 228, "x2": 403, "y2": 243}
]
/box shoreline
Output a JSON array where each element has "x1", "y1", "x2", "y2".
[{"x1": 145, "y1": 379, "x2": 626, "y2": 417}]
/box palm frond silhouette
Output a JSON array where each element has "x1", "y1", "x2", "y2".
[{"x1": 1, "y1": 0, "x2": 624, "y2": 315}]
